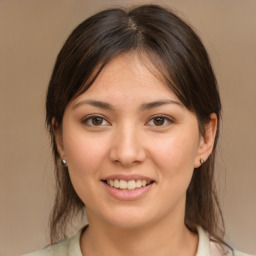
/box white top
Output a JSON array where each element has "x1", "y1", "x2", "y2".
[{"x1": 24, "y1": 226, "x2": 254, "y2": 256}]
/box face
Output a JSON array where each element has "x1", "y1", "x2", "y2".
[{"x1": 56, "y1": 53, "x2": 214, "y2": 230}]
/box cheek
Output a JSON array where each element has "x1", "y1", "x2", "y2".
[
  {"x1": 152, "y1": 134, "x2": 199, "y2": 170},
  {"x1": 63, "y1": 130, "x2": 109, "y2": 177},
  {"x1": 62, "y1": 132, "x2": 110, "y2": 204},
  {"x1": 148, "y1": 128, "x2": 200, "y2": 194}
]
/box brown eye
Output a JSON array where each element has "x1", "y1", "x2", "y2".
[
  {"x1": 82, "y1": 115, "x2": 109, "y2": 127},
  {"x1": 147, "y1": 115, "x2": 173, "y2": 127},
  {"x1": 153, "y1": 117, "x2": 165, "y2": 126},
  {"x1": 92, "y1": 117, "x2": 104, "y2": 126}
]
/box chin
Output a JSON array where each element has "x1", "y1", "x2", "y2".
[
  {"x1": 91, "y1": 205, "x2": 155, "y2": 230},
  {"x1": 107, "y1": 217, "x2": 153, "y2": 231}
]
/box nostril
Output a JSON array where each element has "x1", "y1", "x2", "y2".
[{"x1": 108, "y1": 138, "x2": 147, "y2": 166}]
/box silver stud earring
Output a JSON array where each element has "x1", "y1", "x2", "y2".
[
  {"x1": 200, "y1": 158, "x2": 204, "y2": 164},
  {"x1": 61, "y1": 159, "x2": 67, "y2": 165}
]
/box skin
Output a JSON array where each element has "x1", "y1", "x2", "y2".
[{"x1": 55, "y1": 53, "x2": 217, "y2": 256}]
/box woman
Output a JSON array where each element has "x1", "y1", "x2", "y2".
[{"x1": 25, "y1": 4, "x2": 253, "y2": 256}]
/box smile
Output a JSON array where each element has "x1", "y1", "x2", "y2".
[
  {"x1": 102, "y1": 175, "x2": 155, "y2": 200},
  {"x1": 106, "y1": 179, "x2": 151, "y2": 190}
]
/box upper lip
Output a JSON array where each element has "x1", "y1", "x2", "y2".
[{"x1": 102, "y1": 174, "x2": 155, "y2": 182}]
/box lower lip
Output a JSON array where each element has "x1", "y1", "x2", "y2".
[{"x1": 102, "y1": 182, "x2": 154, "y2": 201}]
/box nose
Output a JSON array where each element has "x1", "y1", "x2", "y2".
[{"x1": 109, "y1": 124, "x2": 146, "y2": 167}]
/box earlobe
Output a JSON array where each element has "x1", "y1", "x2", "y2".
[
  {"x1": 194, "y1": 113, "x2": 218, "y2": 168},
  {"x1": 52, "y1": 118, "x2": 66, "y2": 160}
]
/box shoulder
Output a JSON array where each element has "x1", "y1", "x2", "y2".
[
  {"x1": 210, "y1": 241, "x2": 255, "y2": 256},
  {"x1": 233, "y1": 250, "x2": 255, "y2": 256},
  {"x1": 197, "y1": 226, "x2": 255, "y2": 256},
  {"x1": 23, "y1": 240, "x2": 68, "y2": 256},
  {"x1": 22, "y1": 229, "x2": 83, "y2": 256}
]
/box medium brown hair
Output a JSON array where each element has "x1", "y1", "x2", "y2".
[{"x1": 46, "y1": 4, "x2": 229, "y2": 251}]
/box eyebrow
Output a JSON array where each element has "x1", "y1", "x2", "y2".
[
  {"x1": 72, "y1": 100, "x2": 114, "y2": 110},
  {"x1": 72, "y1": 99, "x2": 182, "y2": 111},
  {"x1": 139, "y1": 99, "x2": 182, "y2": 111}
]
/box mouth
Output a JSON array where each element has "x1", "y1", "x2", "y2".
[{"x1": 102, "y1": 179, "x2": 155, "y2": 191}]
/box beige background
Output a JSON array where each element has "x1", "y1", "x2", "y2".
[{"x1": 0, "y1": 0, "x2": 255, "y2": 255}]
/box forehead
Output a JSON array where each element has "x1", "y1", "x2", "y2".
[{"x1": 73, "y1": 53, "x2": 180, "y2": 105}]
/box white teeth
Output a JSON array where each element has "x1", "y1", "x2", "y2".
[
  {"x1": 109, "y1": 180, "x2": 114, "y2": 187},
  {"x1": 128, "y1": 180, "x2": 136, "y2": 190},
  {"x1": 119, "y1": 180, "x2": 128, "y2": 189},
  {"x1": 107, "y1": 179, "x2": 150, "y2": 190},
  {"x1": 136, "y1": 180, "x2": 142, "y2": 188},
  {"x1": 114, "y1": 179, "x2": 120, "y2": 188}
]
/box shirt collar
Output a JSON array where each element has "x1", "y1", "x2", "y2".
[
  {"x1": 70, "y1": 225, "x2": 218, "y2": 256},
  {"x1": 196, "y1": 226, "x2": 212, "y2": 256}
]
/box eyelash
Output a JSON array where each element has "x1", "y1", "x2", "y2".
[
  {"x1": 82, "y1": 115, "x2": 110, "y2": 127},
  {"x1": 146, "y1": 115, "x2": 174, "y2": 127},
  {"x1": 81, "y1": 114, "x2": 174, "y2": 127}
]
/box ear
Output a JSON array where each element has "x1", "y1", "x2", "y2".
[
  {"x1": 52, "y1": 118, "x2": 66, "y2": 160},
  {"x1": 194, "y1": 113, "x2": 218, "y2": 168}
]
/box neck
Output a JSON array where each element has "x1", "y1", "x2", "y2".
[{"x1": 81, "y1": 213, "x2": 198, "y2": 256}]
